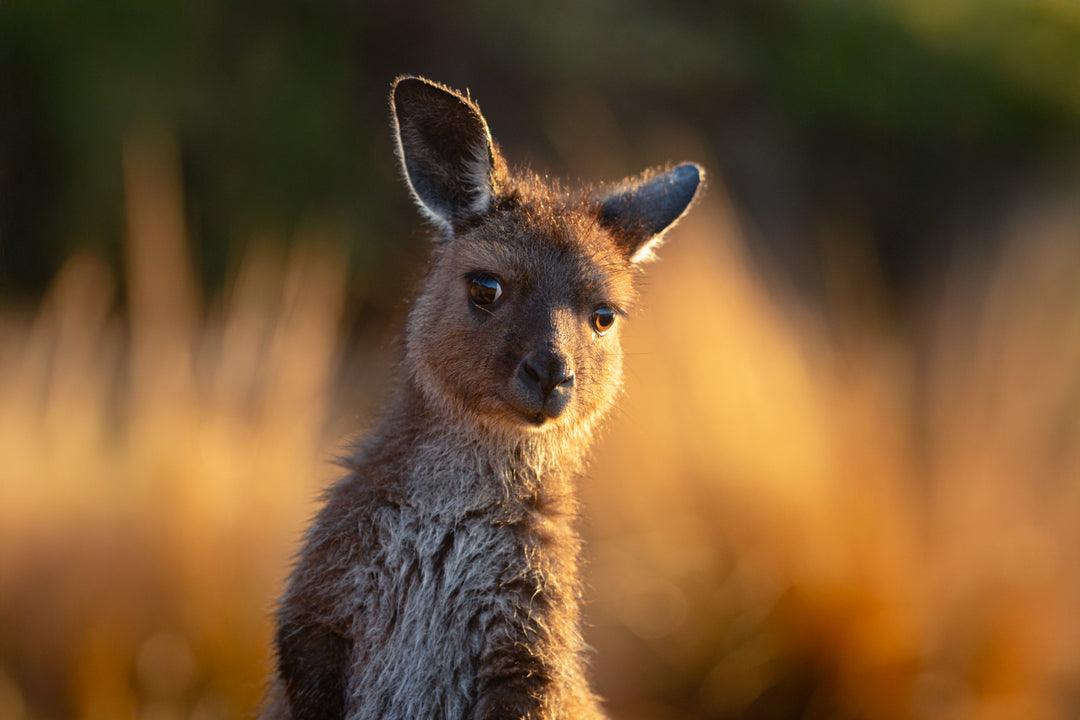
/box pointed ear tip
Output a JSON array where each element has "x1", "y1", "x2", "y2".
[
  {"x1": 391, "y1": 75, "x2": 460, "y2": 108},
  {"x1": 392, "y1": 74, "x2": 438, "y2": 89},
  {"x1": 391, "y1": 76, "x2": 485, "y2": 126},
  {"x1": 675, "y1": 162, "x2": 705, "y2": 185},
  {"x1": 391, "y1": 75, "x2": 428, "y2": 104},
  {"x1": 390, "y1": 77, "x2": 412, "y2": 114},
  {"x1": 674, "y1": 163, "x2": 706, "y2": 207}
]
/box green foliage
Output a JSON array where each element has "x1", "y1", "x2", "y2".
[{"x1": 2, "y1": 0, "x2": 1079, "y2": 301}]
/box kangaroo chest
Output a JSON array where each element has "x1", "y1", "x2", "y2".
[{"x1": 346, "y1": 502, "x2": 541, "y2": 719}]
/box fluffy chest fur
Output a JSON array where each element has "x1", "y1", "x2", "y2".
[
  {"x1": 346, "y1": 501, "x2": 542, "y2": 718},
  {"x1": 308, "y1": 420, "x2": 586, "y2": 720}
]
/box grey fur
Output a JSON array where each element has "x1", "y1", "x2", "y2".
[{"x1": 259, "y1": 76, "x2": 703, "y2": 720}]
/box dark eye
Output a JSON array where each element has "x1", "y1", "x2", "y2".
[
  {"x1": 591, "y1": 306, "x2": 616, "y2": 334},
  {"x1": 468, "y1": 274, "x2": 502, "y2": 307}
]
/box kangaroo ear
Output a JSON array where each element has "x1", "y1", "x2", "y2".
[
  {"x1": 599, "y1": 163, "x2": 704, "y2": 263},
  {"x1": 392, "y1": 76, "x2": 500, "y2": 231}
]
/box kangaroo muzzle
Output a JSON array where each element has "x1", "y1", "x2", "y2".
[{"x1": 510, "y1": 346, "x2": 575, "y2": 424}]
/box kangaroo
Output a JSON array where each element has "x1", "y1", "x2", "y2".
[{"x1": 260, "y1": 76, "x2": 703, "y2": 720}]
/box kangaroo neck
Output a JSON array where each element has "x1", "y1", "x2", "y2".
[{"x1": 380, "y1": 379, "x2": 586, "y2": 523}]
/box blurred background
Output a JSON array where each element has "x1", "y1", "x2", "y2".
[{"x1": 2, "y1": 1, "x2": 1079, "y2": 719}]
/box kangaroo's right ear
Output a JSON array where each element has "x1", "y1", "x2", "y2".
[{"x1": 392, "y1": 76, "x2": 500, "y2": 232}]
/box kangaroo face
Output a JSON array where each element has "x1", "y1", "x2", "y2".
[
  {"x1": 406, "y1": 204, "x2": 635, "y2": 432},
  {"x1": 393, "y1": 76, "x2": 702, "y2": 436}
]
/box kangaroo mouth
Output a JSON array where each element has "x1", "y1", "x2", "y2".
[
  {"x1": 506, "y1": 407, "x2": 552, "y2": 428},
  {"x1": 504, "y1": 402, "x2": 565, "y2": 429},
  {"x1": 500, "y1": 386, "x2": 572, "y2": 429}
]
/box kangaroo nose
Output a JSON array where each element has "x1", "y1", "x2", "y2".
[{"x1": 518, "y1": 350, "x2": 574, "y2": 397}]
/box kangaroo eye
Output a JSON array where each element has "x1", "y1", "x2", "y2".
[
  {"x1": 591, "y1": 306, "x2": 616, "y2": 335},
  {"x1": 468, "y1": 274, "x2": 502, "y2": 307}
]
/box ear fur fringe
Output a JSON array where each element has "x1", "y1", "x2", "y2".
[{"x1": 390, "y1": 75, "x2": 499, "y2": 234}]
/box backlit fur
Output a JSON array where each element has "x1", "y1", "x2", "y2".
[{"x1": 260, "y1": 76, "x2": 702, "y2": 720}]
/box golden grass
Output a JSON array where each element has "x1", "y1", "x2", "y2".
[
  {"x1": 1, "y1": 132, "x2": 1078, "y2": 719},
  {"x1": 587, "y1": 189, "x2": 1080, "y2": 720},
  {"x1": 0, "y1": 131, "x2": 346, "y2": 720}
]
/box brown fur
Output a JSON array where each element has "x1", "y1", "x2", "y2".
[{"x1": 260, "y1": 76, "x2": 703, "y2": 720}]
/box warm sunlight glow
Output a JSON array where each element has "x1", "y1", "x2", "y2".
[{"x1": 2, "y1": 131, "x2": 1079, "y2": 720}]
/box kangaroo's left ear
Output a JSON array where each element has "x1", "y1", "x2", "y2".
[{"x1": 599, "y1": 163, "x2": 704, "y2": 263}]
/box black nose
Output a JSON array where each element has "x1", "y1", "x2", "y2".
[
  {"x1": 518, "y1": 349, "x2": 574, "y2": 397},
  {"x1": 510, "y1": 349, "x2": 575, "y2": 422}
]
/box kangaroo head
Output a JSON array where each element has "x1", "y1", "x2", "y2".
[{"x1": 392, "y1": 76, "x2": 702, "y2": 439}]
